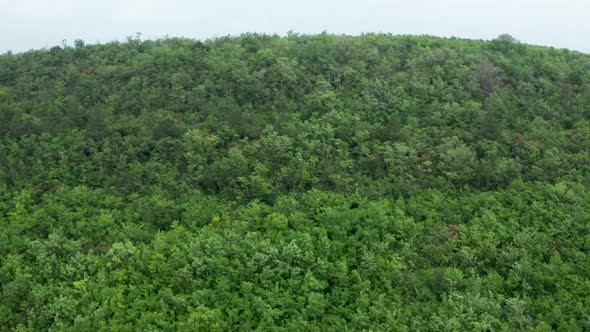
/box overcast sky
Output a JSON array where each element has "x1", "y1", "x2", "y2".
[{"x1": 1, "y1": 0, "x2": 588, "y2": 54}]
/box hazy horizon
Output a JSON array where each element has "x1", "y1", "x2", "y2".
[{"x1": 1, "y1": 0, "x2": 589, "y2": 54}]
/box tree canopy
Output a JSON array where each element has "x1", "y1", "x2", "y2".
[{"x1": 0, "y1": 33, "x2": 589, "y2": 331}]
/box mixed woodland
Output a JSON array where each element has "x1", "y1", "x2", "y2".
[{"x1": 0, "y1": 33, "x2": 589, "y2": 330}]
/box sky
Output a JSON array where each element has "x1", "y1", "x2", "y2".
[{"x1": 1, "y1": 0, "x2": 589, "y2": 54}]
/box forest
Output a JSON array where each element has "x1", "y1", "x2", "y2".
[{"x1": 0, "y1": 33, "x2": 589, "y2": 331}]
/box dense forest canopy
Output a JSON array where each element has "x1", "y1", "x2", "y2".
[{"x1": 0, "y1": 33, "x2": 589, "y2": 331}]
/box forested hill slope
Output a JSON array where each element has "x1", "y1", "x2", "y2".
[{"x1": 0, "y1": 34, "x2": 589, "y2": 330}]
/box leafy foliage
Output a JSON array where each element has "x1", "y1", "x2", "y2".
[{"x1": 1, "y1": 33, "x2": 589, "y2": 330}]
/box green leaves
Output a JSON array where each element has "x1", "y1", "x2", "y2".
[{"x1": 1, "y1": 33, "x2": 589, "y2": 330}]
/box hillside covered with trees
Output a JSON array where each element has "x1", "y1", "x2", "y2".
[{"x1": 0, "y1": 33, "x2": 589, "y2": 330}]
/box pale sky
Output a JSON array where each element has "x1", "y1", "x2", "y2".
[{"x1": 1, "y1": 0, "x2": 589, "y2": 54}]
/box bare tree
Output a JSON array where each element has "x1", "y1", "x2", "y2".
[{"x1": 476, "y1": 58, "x2": 502, "y2": 97}]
